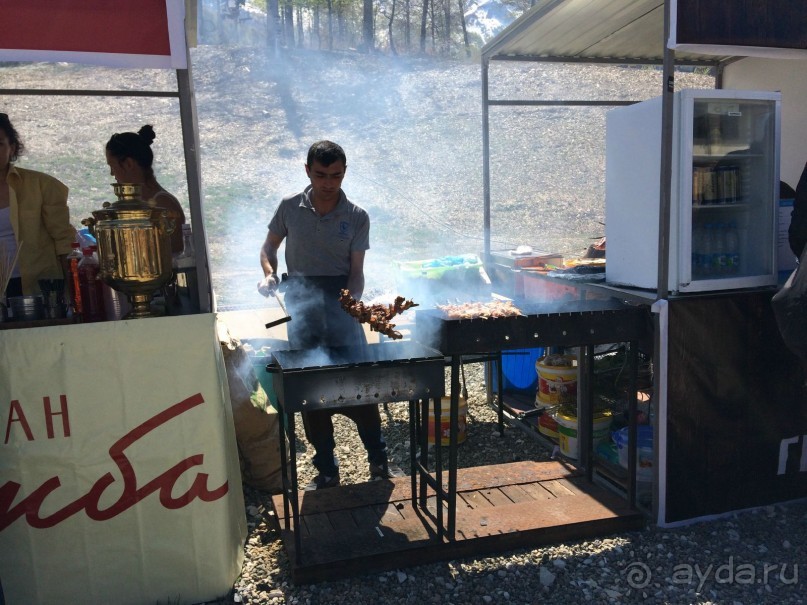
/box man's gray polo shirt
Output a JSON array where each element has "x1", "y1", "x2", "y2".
[{"x1": 268, "y1": 185, "x2": 370, "y2": 276}]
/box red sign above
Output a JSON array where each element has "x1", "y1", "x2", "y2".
[
  {"x1": 0, "y1": 0, "x2": 186, "y2": 68},
  {"x1": 2, "y1": 0, "x2": 170, "y2": 56}
]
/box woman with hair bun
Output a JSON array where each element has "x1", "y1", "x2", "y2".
[{"x1": 105, "y1": 124, "x2": 186, "y2": 253}]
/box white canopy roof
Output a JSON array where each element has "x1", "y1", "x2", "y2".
[{"x1": 482, "y1": 0, "x2": 806, "y2": 65}]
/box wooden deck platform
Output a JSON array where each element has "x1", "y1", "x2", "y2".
[{"x1": 270, "y1": 460, "x2": 645, "y2": 584}]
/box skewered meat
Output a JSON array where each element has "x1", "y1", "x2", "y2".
[
  {"x1": 339, "y1": 289, "x2": 418, "y2": 340},
  {"x1": 436, "y1": 300, "x2": 523, "y2": 320}
]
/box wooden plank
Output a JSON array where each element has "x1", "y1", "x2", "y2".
[
  {"x1": 541, "y1": 479, "x2": 577, "y2": 498},
  {"x1": 555, "y1": 477, "x2": 583, "y2": 494},
  {"x1": 328, "y1": 509, "x2": 358, "y2": 533},
  {"x1": 380, "y1": 501, "x2": 410, "y2": 525},
  {"x1": 518, "y1": 481, "x2": 557, "y2": 501},
  {"x1": 350, "y1": 503, "x2": 386, "y2": 530},
  {"x1": 499, "y1": 484, "x2": 536, "y2": 504},
  {"x1": 302, "y1": 511, "x2": 332, "y2": 536},
  {"x1": 480, "y1": 487, "x2": 514, "y2": 507},
  {"x1": 460, "y1": 490, "x2": 493, "y2": 510},
  {"x1": 399, "y1": 493, "x2": 427, "y2": 520},
  {"x1": 454, "y1": 460, "x2": 581, "y2": 492},
  {"x1": 421, "y1": 494, "x2": 450, "y2": 519}
]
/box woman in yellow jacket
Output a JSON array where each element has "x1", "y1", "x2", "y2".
[{"x1": 0, "y1": 113, "x2": 76, "y2": 298}]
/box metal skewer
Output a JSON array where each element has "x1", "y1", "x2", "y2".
[{"x1": 265, "y1": 291, "x2": 291, "y2": 329}]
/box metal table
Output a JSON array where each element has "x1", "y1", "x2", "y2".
[{"x1": 415, "y1": 297, "x2": 652, "y2": 538}]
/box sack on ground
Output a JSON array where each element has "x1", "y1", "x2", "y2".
[{"x1": 219, "y1": 322, "x2": 283, "y2": 493}]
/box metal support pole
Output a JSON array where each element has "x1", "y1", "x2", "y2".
[{"x1": 176, "y1": 46, "x2": 213, "y2": 312}]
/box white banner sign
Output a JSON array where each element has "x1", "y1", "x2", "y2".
[{"x1": 1, "y1": 314, "x2": 245, "y2": 605}]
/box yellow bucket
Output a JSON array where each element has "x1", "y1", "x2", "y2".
[
  {"x1": 554, "y1": 407, "x2": 613, "y2": 460},
  {"x1": 535, "y1": 355, "x2": 578, "y2": 405},
  {"x1": 428, "y1": 396, "x2": 467, "y2": 446}
]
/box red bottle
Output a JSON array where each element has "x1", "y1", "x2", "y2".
[
  {"x1": 66, "y1": 242, "x2": 83, "y2": 318},
  {"x1": 78, "y1": 247, "x2": 106, "y2": 322}
]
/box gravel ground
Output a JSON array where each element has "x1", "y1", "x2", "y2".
[{"x1": 230, "y1": 364, "x2": 807, "y2": 605}]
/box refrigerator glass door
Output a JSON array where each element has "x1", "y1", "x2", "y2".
[{"x1": 678, "y1": 94, "x2": 778, "y2": 292}]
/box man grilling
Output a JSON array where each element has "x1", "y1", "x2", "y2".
[{"x1": 258, "y1": 140, "x2": 397, "y2": 490}]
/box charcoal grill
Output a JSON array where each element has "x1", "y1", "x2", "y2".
[
  {"x1": 268, "y1": 342, "x2": 444, "y2": 412},
  {"x1": 414, "y1": 296, "x2": 651, "y2": 534},
  {"x1": 415, "y1": 298, "x2": 648, "y2": 355},
  {"x1": 267, "y1": 341, "x2": 448, "y2": 563}
]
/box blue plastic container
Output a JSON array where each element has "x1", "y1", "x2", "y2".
[
  {"x1": 490, "y1": 347, "x2": 545, "y2": 393},
  {"x1": 612, "y1": 424, "x2": 654, "y2": 482}
]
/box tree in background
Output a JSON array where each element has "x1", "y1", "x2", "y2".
[
  {"x1": 419, "y1": 0, "x2": 428, "y2": 52},
  {"x1": 362, "y1": 0, "x2": 374, "y2": 52},
  {"x1": 386, "y1": 0, "x2": 398, "y2": 55},
  {"x1": 199, "y1": 0, "x2": 532, "y2": 57},
  {"x1": 283, "y1": 0, "x2": 295, "y2": 45}
]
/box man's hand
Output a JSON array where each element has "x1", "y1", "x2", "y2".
[{"x1": 257, "y1": 274, "x2": 279, "y2": 297}]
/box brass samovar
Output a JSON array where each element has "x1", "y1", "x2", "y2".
[{"x1": 82, "y1": 183, "x2": 175, "y2": 319}]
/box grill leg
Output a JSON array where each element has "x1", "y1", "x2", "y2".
[
  {"x1": 627, "y1": 341, "x2": 638, "y2": 509},
  {"x1": 496, "y1": 353, "x2": 504, "y2": 435},
  {"x1": 277, "y1": 403, "x2": 291, "y2": 530},
  {"x1": 418, "y1": 398, "x2": 429, "y2": 508},
  {"x1": 579, "y1": 345, "x2": 595, "y2": 481},
  {"x1": 433, "y1": 394, "x2": 444, "y2": 538},
  {"x1": 447, "y1": 355, "x2": 461, "y2": 541},
  {"x1": 287, "y1": 412, "x2": 302, "y2": 565},
  {"x1": 409, "y1": 399, "x2": 417, "y2": 508},
  {"x1": 483, "y1": 355, "x2": 505, "y2": 435}
]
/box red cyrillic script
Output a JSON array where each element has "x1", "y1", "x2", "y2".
[
  {"x1": 3, "y1": 395, "x2": 71, "y2": 444},
  {"x1": 0, "y1": 393, "x2": 229, "y2": 531}
]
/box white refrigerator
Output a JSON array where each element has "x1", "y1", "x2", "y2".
[{"x1": 605, "y1": 89, "x2": 781, "y2": 293}]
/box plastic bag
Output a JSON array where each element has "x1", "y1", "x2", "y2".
[
  {"x1": 772, "y1": 247, "x2": 807, "y2": 361},
  {"x1": 218, "y1": 322, "x2": 284, "y2": 493}
]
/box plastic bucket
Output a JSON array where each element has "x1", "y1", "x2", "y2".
[
  {"x1": 554, "y1": 407, "x2": 613, "y2": 460},
  {"x1": 490, "y1": 348, "x2": 545, "y2": 393},
  {"x1": 538, "y1": 408, "x2": 559, "y2": 440},
  {"x1": 428, "y1": 396, "x2": 467, "y2": 446},
  {"x1": 613, "y1": 425, "x2": 653, "y2": 482},
  {"x1": 535, "y1": 355, "x2": 578, "y2": 406},
  {"x1": 240, "y1": 339, "x2": 279, "y2": 412}
]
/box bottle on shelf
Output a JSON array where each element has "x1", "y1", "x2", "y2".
[
  {"x1": 173, "y1": 223, "x2": 196, "y2": 269},
  {"x1": 701, "y1": 223, "x2": 713, "y2": 277},
  {"x1": 691, "y1": 224, "x2": 704, "y2": 278},
  {"x1": 66, "y1": 242, "x2": 83, "y2": 318},
  {"x1": 713, "y1": 223, "x2": 727, "y2": 275},
  {"x1": 78, "y1": 247, "x2": 106, "y2": 322},
  {"x1": 725, "y1": 221, "x2": 740, "y2": 275},
  {"x1": 168, "y1": 223, "x2": 200, "y2": 314}
]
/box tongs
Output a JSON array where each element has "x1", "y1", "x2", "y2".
[{"x1": 264, "y1": 273, "x2": 292, "y2": 330}]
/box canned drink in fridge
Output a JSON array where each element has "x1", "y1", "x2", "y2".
[
  {"x1": 702, "y1": 166, "x2": 718, "y2": 204},
  {"x1": 718, "y1": 165, "x2": 738, "y2": 204},
  {"x1": 692, "y1": 166, "x2": 703, "y2": 205}
]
